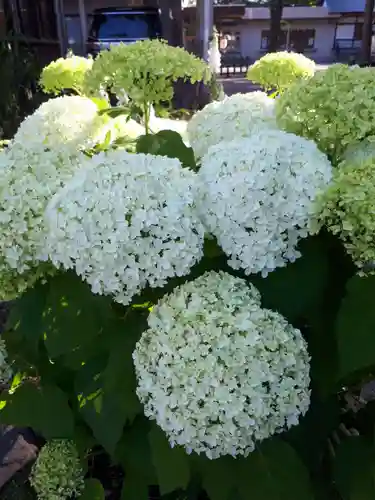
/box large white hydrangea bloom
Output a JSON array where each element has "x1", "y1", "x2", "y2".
[
  {"x1": 197, "y1": 130, "x2": 332, "y2": 276},
  {"x1": 45, "y1": 150, "x2": 204, "y2": 305},
  {"x1": 133, "y1": 271, "x2": 311, "y2": 459},
  {"x1": 0, "y1": 147, "x2": 83, "y2": 299},
  {"x1": 186, "y1": 92, "x2": 276, "y2": 159},
  {"x1": 11, "y1": 95, "x2": 105, "y2": 154}
]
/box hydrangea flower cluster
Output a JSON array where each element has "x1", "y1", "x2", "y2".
[
  {"x1": 39, "y1": 52, "x2": 93, "y2": 96},
  {"x1": 247, "y1": 51, "x2": 315, "y2": 93},
  {"x1": 186, "y1": 92, "x2": 276, "y2": 159},
  {"x1": 317, "y1": 154, "x2": 375, "y2": 271},
  {"x1": 0, "y1": 96, "x2": 106, "y2": 299},
  {"x1": 84, "y1": 40, "x2": 209, "y2": 107},
  {"x1": 133, "y1": 271, "x2": 311, "y2": 459},
  {"x1": 10, "y1": 95, "x2": 105, "y2": 154},
  {"x1": 342, "y1": 137, "x2": 375, "y2": 164},
  {"x1": 30, "y1": 439, "x2": 84, "y2": 500},
  {"x1": 276, "y1": 64, "x2": 375, "y2": 162},
  {"x1": 45, "y1": 150, "x2": 204, "y2": 304},
  {"x1": 0, "y1": 146, "x2": 83, "y2": 299},
  {"x1": 197, "y1": 130, "x2": 332, "y2": 276}
]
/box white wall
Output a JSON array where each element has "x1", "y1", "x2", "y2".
[{"x1": 233, "y1": 20, "x2": 336, "y2": 63}]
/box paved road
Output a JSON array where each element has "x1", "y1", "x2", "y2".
[{"x1": 220, "y1": 63, "x2": 330, "y2": 96}]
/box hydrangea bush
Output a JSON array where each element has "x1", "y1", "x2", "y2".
[
  {"x1": 30, "y1": 440, "x2": 84, "y2": 500},
  {"x1": 39, "y1": 52, "x2": 93, "y2": 96},
  {"x1": 247, "y1": 51, "x2": 315, "y2": 94},
  {"x1": 276, "y1": 63, "x2": 375, "y2": 163},
  {"x1": 134, "y1": 271, "x2": 311, "y2": 460},
  {"x1": 83, "y1": 39, "x2": 209, "y2": 133},
  {"x1": 0, "y1": 50, "x2": 375, "y2": 500},
  {"x1": 187, "y1": 92, "x2": 276, "y2": 159}
]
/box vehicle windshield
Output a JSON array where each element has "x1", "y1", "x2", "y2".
[{"x1": 91, "y1": 12, "x2": 162, "y2": 39}]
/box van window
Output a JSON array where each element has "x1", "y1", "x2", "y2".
[{"x1": 90, "y1": 13, "x2": 161, "y2": 40}]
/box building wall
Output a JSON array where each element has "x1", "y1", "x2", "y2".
[{"x1": 225, "y1": 19, "x2": 336, "y2": 62}]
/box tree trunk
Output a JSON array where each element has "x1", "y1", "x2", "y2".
[
  {"x1": 361, "y1": 0, "x2": 374, "y2": 65},
  {"x1": 268, "y1": 0, "x2": 284, "y2": 53}
]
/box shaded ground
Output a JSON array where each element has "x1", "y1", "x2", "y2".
[{"x1": 220, "y1": 64, "x2": 330, "y2": 96}]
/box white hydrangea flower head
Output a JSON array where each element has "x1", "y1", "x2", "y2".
[
  {"x1": 133, "y1": 271, "x2": 311, "y2": 459},
  {"x1": 0, "y1": 146, "x2": 83, "y2": 299},
  {"x1": 11, "y1": 95, "x2": 105, "y2": 154},
  {"x1": 186, "y1": 92, "x2": 277, "y2": 159},
  {"x1": 197, "y1": 130, "x2": 332, "y2": 277},
  {"x1": 45, "y1": 150, "x2": 205, "y2": 305},
  {"x1": 30, "y1": 439, "x2": 84, "y2": 500}
]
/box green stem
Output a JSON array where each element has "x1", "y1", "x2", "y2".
[{"x1": 143, "y1": 101, "x2": 150, "y2": 135}]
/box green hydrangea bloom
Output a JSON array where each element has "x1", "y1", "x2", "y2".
[
  {"x1": 30, "y1": 439, "x2": 84, "y2": 500},
  {"x1": 342, "y1": 136, "x2": 375, "y2": 164},
  {"x1": 247, "y1": 51, "x2": 315, "y2": 93},
  {"x1": 276, "y1": 64, "x2": 375, "y2": 163},
  {"x1": 40, "y1": 52, "x2": 93, "y2": 95},
  {"x1": 84, "y1": 39, "x2": 210, "y2": 108},
  {"x1": 317, "y1": 155, "x2": 375, "y2": 271}
]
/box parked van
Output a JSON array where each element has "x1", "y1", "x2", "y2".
[{"x1": 87, "y1": 7, "x2": 162, "y2": 55}]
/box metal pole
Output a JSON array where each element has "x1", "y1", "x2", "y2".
[
  {"x1": 54, "y1": 0, "x2": 67, "y2": 55},
  {"x1": 8, "y1": 0, "x2": 21, "y2": 34},
  {"x1": 197, "y1": 0, "x2": 213, "y2": 60},
  {"x1": 78, "y1": 0, "x2": 87, "y2": 55},
  {"x1": 361, "y1": 0, "x2": 375, "y2": 65}
]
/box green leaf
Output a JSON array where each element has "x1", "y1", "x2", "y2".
[
  {"x1": 121, "y1": 473, "x2": 149, "y2": 500},
  {"x1": 75, "y1": 311, "x2": 146, "y2": 456},
  {"x1": 136, "y1": 130, "x2": 196, "y2": 170},
  {"x1": 99, "y1": 106, "x2": 130, "y2": 118},
  {"x1": 75, "y1": 356, "x2": 122, "y2": 456},
  {"x1": 199, "y1": 456, "x2": 237, "y2": 500},
  {"x1": 116, "y1": 417, "x2": 156, "y2": 484},
  {"x1": 80, "y1": 479, "x2": 105, "y2": 500},
  {"x1": 285, "y1": 395, "x2": 340, "y2": 474},
  {"x1": 43, "y1": 272, "x2": 112, "y2": 359},
  {"x1": 236, "y1": 439, "x2": 313, "y2": 500},
  {"x1": 91, "y1": 97, "x2": 109, "y2": 111},
  {"x1": 102, "y1": 327, "x2": 143, "y2": 424},
  {"x1": 6, "y1": 279, "x2": 49, "y2": 353},
  {"x1": 0, "y1": 382, "x2": 74, "y2": 439},
  {"x1": 336, "y1": 274, "x2": 375, "y2": 381},
  {"x1": 149, "y1": 425, "x2": 190, "y2": 495},
  {"x1": 248, "y1": 236, "x2": 329, "y2": 323},
  {"x1": 333, "y1": 436, "x2": 375, "y2": 499}
]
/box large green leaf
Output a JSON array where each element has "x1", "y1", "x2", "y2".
[
  {"x1": 136, "y1": 130, "x2": 196, "y2": 170},
  {"x1": 248, "y1": 236, "x2": 329, "y2": 323},
  {"x1": 43, "y1": 272, "x2": 112, "y2": 359},
  {"x1": 149, "y1": 425, "x2": 190, "y2": 495},
  {"x1": 80, "y1": 479, "x2": 105, "y2": 500},
  {"x1": 285, "y1": 395, "x2": 340, "y2": 474},
  {"x1": 121, "y1": 473, "x2": 149, "y2": 500},
  {"x1": 116, "y1": 417, "x2": 156, "y2": 484},
  {"x1": 75, "y1": 355, "x2": 122, "y2": 456},
  {"x1": 75, "y1": 312, "x2": 145, "y2": 456},
  {"x1": 0, "y1": 382, "x2": 74, "y2": 439},
  {"x1": 6, "y1": 279, "x2": 49, "y2": 354},
  {"x1": 235, "y1": 439, "x2": 313, "y2": 500},
  {"x1": 333, "y1": 436, "x2": 375, "y2": 499},
  {"x1": 336, "y1": 274, "x2": 375, "y2": 381},
  {"x1": 199, "y1": 455, "x2": 237, "y2": 500}
]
